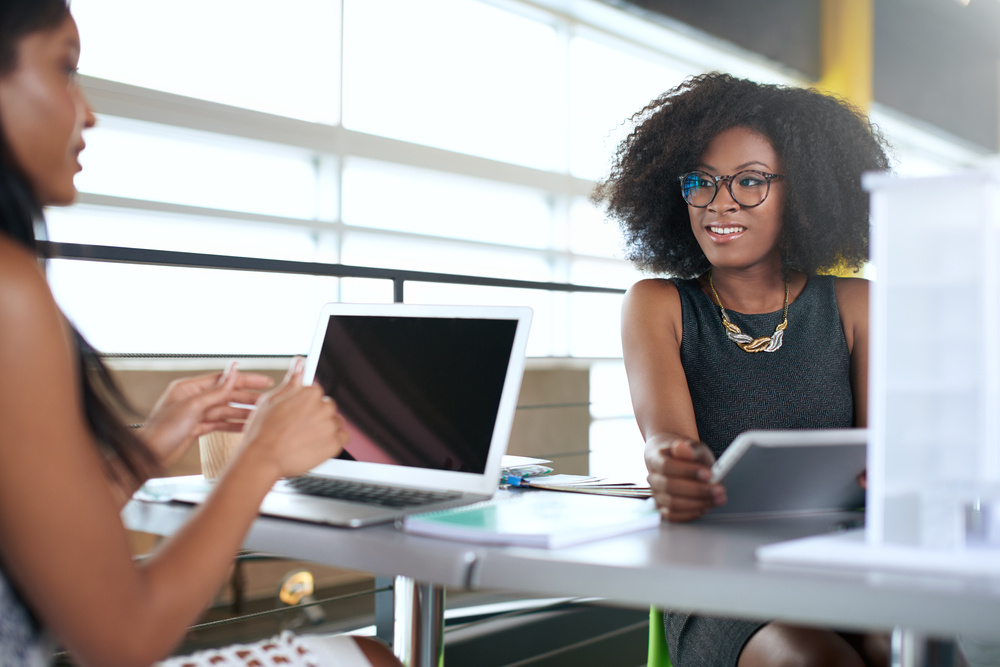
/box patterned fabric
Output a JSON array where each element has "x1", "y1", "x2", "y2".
[
  {"x1": 0, "y1": 565, "x2": 53, "y2": 667},
  {"x1": 664, "y1": 275, "x2": 856, "y2": 667},
  {"x1": 156, "y1": 631, "x2": 373, "y2": 667}
]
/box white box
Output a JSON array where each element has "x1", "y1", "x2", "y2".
[{"x1": 865, "y1": 169, "x2": 1000, "y2": 551}]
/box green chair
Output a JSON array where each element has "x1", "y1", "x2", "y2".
[{"x1": 648, "y1": 607, "x2": 672, "y2": 666}]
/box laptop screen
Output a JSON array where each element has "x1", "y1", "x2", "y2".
[{"x1": 312, "y1": 315, "x2": 519, "y2": 474}]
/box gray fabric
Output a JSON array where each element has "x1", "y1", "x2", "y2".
[
  {"x1": 665, "y1": 612, "x2": 763, "y2": 667},
  {"x1": 675, "y1": 275, "x2": 854, "y2": 459},
  {"x1": 664, "y1": 275, "x2": 856, "y2": 666},
  {"x1": 0, "y1": 564, "x2": 53, "y2": 666}
]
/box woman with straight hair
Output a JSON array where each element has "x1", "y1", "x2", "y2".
[{"x1": 0, "y1": 2, "x2": 399, "y2": 665}]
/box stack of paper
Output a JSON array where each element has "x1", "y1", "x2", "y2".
[
  {"x1": 513, "y1": 474, "x2": 652, "y2": 498},
  {"x1": 500, "y1": 454, "x2": 554, "y2": 485},
  {"x1": 402, "y1": 490, "x2": 660, "y2": 548},
  {"x1": 499, "y1": 455, "x2": 652, "y2": 498}
]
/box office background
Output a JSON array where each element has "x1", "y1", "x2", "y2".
[{"x1": 50, "y1": 0, "x2": 992, "y2": 484}]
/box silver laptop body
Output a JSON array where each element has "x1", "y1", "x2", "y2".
[{"x1": 253, "y1": 302, "x2": 532, "y2": 527}]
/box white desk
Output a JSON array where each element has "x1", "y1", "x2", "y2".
[{"x1": 123, "y1": 494, "x2": 1000, "y2": 666}]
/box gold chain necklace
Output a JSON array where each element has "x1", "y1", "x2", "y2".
[{"x1": 707, "y1": 270, "x2": 789, "y2": 353}]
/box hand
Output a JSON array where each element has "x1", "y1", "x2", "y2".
[
  {"x1": 238, "y1": 357, "x2": 349, "y2": 480},
  {"x1": 139, "y1": 363, "x2": 274, "y2": 470},
  {"x1": 646, "y1": 437, "x2": 726, "y2": 522}
]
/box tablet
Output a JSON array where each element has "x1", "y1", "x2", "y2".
[{"x1": 706, "y1": 428, "x2": 867, "y2": 518}]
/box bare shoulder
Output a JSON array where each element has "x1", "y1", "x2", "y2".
[
  {"x1": 0, "y1": 237, "x2": 71, "y2": 368},
  {"x1": 623, "y1": 277, "x2": 680, "y2": 312},
  {"x1": 0, "y1": 237, "x2": 56, "y2": 321},
  {"x1": 833, "y1": 277, "x2": 869, "y2": 351},
  {"x1": 622, "y1": 278, "x2": 683, "y2": 345},
  {"x1": 833, "y1": 276, "x2": 870, "y2": 315}
]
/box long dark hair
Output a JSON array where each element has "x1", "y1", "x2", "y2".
[{"x1": 1, "y1": 0, "x2": 159, "y2": 484}]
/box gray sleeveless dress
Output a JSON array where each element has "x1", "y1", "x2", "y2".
[{"x1": 664, "y1": 275, "x2": 854, "y2": 666}]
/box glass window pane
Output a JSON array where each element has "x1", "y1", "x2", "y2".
[
  {"x1": 570, "y1": 36, "x2": 688, "y2": 180},
  {"x1": 569, "y1": 258, "x2": 636, "y2": 290},
  {"x1": 73, "y1": 0, "x2": 341, "y2": 124},
  {"x1": 403, "y1": 284, "x2": 562, "y2": 358},
  {"x1": 590, "y1": 418, "x2": 646, "y2": 481},
  {"x1": 343, "y1": 159, "x2": 552, "y2": 248},
  {"x1": 77, "y1": 117, "x2": 318, "y2": 220},
  {"x1": 340, "y1": 278, "x2": 395, "y2": 304},
  {"x1": 343, "y1": 0, "x2": 562, "y2": 169},
  {"x1": 589, "y1": 360, "x2": 634, "y2": 419},
  {"x1": 46, "y1": 205, "x2": 320, "y2": 261},
  {"x1": 569, "y1": 197, "x2": 628, "y2": 259},
  {"x1": 568, "y1": 292, "x2": 624, "y2": 358},
  {"x1": 48, "y1": 262, "x2": 337, "y2": 354},
  {"x1": 341, "y1": 232, "x2": 553, "y2": 282}
]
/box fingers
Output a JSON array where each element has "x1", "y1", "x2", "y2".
[
  {"x1": 281, "y1": 356, "x2": 305, "y2": 388},
  {"x1": 232, "y1": 372, "x2": 275, "y2": 390},
  {"x1": 668, "y1": 438, "x2": 716, "y2": 467},
  {"x1": 238, "y1": 375, "x2": 347, "y2": 478},
  {"x1": 218, "y1": 360, "x2": 239, "y2": 386},
  {"x1": 646, "y1": 436, "x2": 725, "y2": 522}
]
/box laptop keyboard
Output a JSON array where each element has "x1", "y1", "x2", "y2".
[{"x1": 286, "y1": 476, "x2": 461, "y2": 508}]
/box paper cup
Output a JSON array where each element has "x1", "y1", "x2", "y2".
[{"x1": 199, "y1": 431, "x2": 243, "y2": 480}]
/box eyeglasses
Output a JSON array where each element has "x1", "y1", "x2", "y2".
[{"x1": 678, "y1": 170, "x2": 784, "y2": 208}]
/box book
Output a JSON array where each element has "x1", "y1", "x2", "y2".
[{"x1": 401, "y1": 490, "x2": 661, "y2": 548}]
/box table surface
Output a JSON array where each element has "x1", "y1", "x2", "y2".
[{"x1": 123, "y1": 492, "x2": 1000, "y2": 638}]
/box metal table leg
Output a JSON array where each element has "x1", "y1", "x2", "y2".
[
  {"x1": 374, "y1": 575, "x2": 395, "y2": 647},
  {"x1": 892, "y1": 627, "x2": 926, "y2": 667},
  {"x1": 393, "y1": 575, "x2": 445, "y2": 667}
]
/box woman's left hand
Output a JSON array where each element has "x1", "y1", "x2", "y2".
[{"x1": 138, "y1": 363, "x2": 275, "y2": 470}]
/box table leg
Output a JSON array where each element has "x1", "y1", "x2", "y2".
[
  {"x1": 891, "y1": 627, "x2": 926, "y2": 667},
  {"x1": 375, "y1": 575, "x2": 395, "y2": 647},
  {"x1": 393, "y1": 575, "x2": 445, "y2": 667}
]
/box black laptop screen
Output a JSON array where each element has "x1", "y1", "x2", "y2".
[{"x1": 312, "y1": 316, "x2": 518, "y2": 474}]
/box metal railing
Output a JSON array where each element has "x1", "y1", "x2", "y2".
[{"x1": 39, "y1": 241, "x2": 626, "y2": 305}]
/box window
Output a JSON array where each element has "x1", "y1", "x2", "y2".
[
  {"x1": 54, "y1": 0, "x2": 988, "y2": 472},
  {"x1": 342, "y1": 0, "x2": 561, "y2": 169},
  {"x1": 72, "y1": 0, "x2": 342, "y2": 124}
]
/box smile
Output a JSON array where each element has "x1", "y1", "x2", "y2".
[{"x1": 708, "y1": 225, "x2": 746, "y2": 235}]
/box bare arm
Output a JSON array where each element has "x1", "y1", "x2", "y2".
[
  {"x1": 0, "y1": 240, "x2": 346, "y2": 667},
  {"x1": 834, "y1": 277, "x2": 869, "y2": 428},
  {"x1": 622, "y1": 279, "x2": 726, "y2": 521}
]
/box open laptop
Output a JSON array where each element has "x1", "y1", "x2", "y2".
[{"x1": 178, "y1": 302, "x2": 532, "y2": 527}]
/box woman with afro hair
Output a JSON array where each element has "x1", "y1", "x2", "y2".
[{"x1": 593, "y1": 72, "x2": 891, "y2": 666}]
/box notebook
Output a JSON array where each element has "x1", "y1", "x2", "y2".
[
  {"x1": 705, "y1": 428, "x2": 867, "y2": 518},
  {"x1": 402, "y1": 490, "x2": 661, "y2": 548},
  {"x1": 176, "y1": 302, "x2": 532, "y2": 527}
]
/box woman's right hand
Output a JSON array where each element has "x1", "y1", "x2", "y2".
[
  {"x1": 646, "y1": 436, "x2": 726, "y2": 522},
  {"x1": 237, "y1": 357, "x2": 348, "y2": 480}
]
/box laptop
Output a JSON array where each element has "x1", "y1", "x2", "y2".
[
  {"x1": 178, "y1": 302, "x2": 532, "y2": 527},
  {"x1": 705, "y1": 428, "x2": 868, "y2": 518}
]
